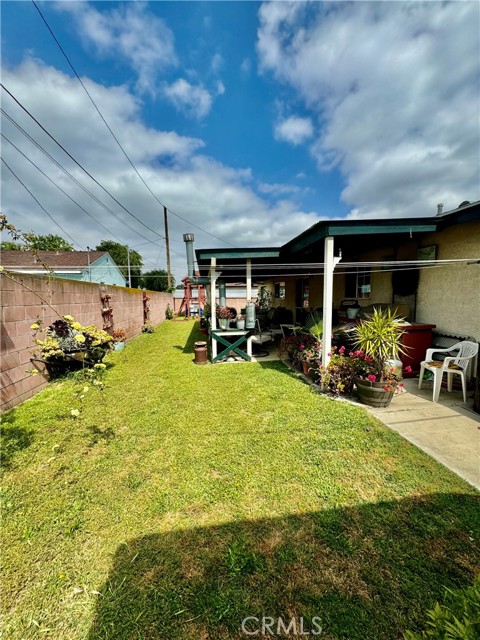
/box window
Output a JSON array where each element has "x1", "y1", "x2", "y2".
[
  {"x1": 345, "y1": 268, "x2": 371, "y2": 299},
  {"x1": 275, "y1": 282, "x2": 285, "y2": 299}
]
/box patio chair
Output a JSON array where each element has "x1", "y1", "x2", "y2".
[
  {"x1": 418, "y1": 341, "x2": 479, "y2": 403},
  {"x1": 250, "y1": 319, "x2": 273, "y2": 357}
]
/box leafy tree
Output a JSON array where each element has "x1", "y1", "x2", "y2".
[
  {"x1": 141, "y1": 269, "x2": 175, "y2": 292},
  {"x1": 0, "y1": 241, "x2": 23, "y2": 250},
  {"x1": 1, "y1": 235, "x2": 73, "y2": 251},
  {"x1": 96, "y1": 240, "x2": 143, "y2": 287},
  {"x1": 29, "y1": 234, "x2": 73, "y2": 251}
]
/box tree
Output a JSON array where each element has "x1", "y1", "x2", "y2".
[
  {"x1": 96, "y1": 240, "x2": 143, "y2": 287},
  {"x1": 1, "y1": 235, "x2": 73, "y2": 251},
  {"x1": 29, "y1": 234, "x2": 73, "y2": 251},
  {"x1": 0, "y1": 241, "x2": 22, "y2": 250},
  {"x1": 141, "y1": 269, "x2": 175, "y2": 292}
]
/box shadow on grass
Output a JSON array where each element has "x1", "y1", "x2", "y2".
[
  {"x1": 0, "y1": 409, "x2": 34, "y2": 470},
  {"x1": 88, "y1": 493, "x2": 480, "y2": 640},
  {"x1": 87, "y1": 425, "x2": 115, "y2": 446},
  {"x1": 179, "y1": 322, "x2": 203, "y2": 355}
]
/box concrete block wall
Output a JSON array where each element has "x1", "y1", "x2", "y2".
[{"x1": 1, "y1": 273, "x2": 172, "y2": 411}]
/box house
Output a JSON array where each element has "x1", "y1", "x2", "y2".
[
  {"x1": 195, "y1": 200, "x2": 480, "y2": 364},
  {"x1": 0, "y1": 250, "x2": 126, "y2": 287}
]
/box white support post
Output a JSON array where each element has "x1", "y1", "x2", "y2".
[
  {"x1": 210, "y1": 257, "x2": 217, "y2": 360},
  {"x1": 322, "y1": 236, "x2": 341, "y2": 368},
  {"x1": 246, "y1": 258, "x2": 252, "y2": 302}
]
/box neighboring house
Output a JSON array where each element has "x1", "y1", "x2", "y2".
[
  {"x1": 0, "y1": 250, "x2": 126, "y2": 287},
  {"x1": 196, "y1": 200, "x2": 480, "y2": 347}
]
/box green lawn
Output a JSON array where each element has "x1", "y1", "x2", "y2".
[{"x1": 1, "y1": 320, "x2": 479, "y2": 639}]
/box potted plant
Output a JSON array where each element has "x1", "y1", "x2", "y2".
[
  {"x1": 217, "y1": 306, "x2": 232, "y2": 330},
  {"x1": 319, "y1": 345, "x2": 356, "y2": 395},
  {"x1": 300, "y1": 344, "x2": 322, "y2": 378},
  {"x1": 112, "y1": 328, "x2": 126, "y2": 351},
  {"x1": 32, "y1": 315, "x2": 113, "y2": 378},
  {"x1": 349, "y1": 308, "x2": 409, "y2": 407}
]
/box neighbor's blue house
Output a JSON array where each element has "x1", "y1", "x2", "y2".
[{"x1": 0, "y1": 250, "x2": 126, "y2": 287}]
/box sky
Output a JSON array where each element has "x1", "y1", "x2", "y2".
[{"x1": 1, "y1": 1, "x2": 479, "y2": 281}]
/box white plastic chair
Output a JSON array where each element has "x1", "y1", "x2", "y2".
[
  {"x1": 418, "y1": 341, "x2": 479, "y2": 403},
  {"x1": 250, "y1": 319, "x2": 273, "y2": 356}
]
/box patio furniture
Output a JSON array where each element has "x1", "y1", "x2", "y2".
[
  {"x1": 418, "y1": 341, "x2": 479, "y2": 403},
  {"x1": 250, "y1": 320, "x2": 273, "y2": 357},
  {"x1": 211, "y1": 328, "x2": 251, "y2": 364}
]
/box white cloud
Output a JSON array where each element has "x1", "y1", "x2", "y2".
[
  {"x1": 163, "y1": 78, "x2": 213, "y2": 119},
  {"x1": 54, "y1": 1, "x2": 177, "y2": 96},
  {"x1": 1, "y1": 60, "x2": 318, "y2": 279},
  {"x1": 216, "y1": 81, "x2": 226, "y2": 96},
  {"x1": 274, "y1": 116, "x2": 313, "y2": 146},
  {"x1": 240, "y1": 57, "x2": 252, "y2": 78},
  {"x1": 211, "y1": 53, "x2": 224, "y2": 74},
  {"x1": 258, "y1": 1, "x2": 480, "y2": 216},
  {"x1": 257, "y1": 182, "x2": 301, "y2": 196}
]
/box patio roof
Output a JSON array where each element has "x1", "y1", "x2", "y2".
[{"x1": 282, "y1": 200, "x2": 480, "y2": 256}]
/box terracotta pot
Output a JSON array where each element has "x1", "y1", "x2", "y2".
[{"x1": 354, "y1": 376, "x2": 394, "y2": 408}]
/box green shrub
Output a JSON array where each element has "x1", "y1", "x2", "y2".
[{"x1": 404, "y1": 578, "x2": 480, "y2": 639}]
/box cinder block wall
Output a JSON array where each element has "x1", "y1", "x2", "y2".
[{"x1": 1, "y1": 273, "x2": 173, "y2": 411}]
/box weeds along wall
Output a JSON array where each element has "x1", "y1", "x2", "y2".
[{"x1": 1, "y1": 273, "x2": 173, "y2": 411}]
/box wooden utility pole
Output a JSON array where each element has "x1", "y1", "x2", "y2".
[{"x1": 164, "y1": 206, "x2": 172, "y2": 290}]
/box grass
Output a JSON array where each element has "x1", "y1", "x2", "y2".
[{"x1": 1, "y1": 320, "x2": 479, "y2": 639}]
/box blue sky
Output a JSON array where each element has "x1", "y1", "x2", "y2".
[{"x1": 1, "y1": 1, "x2": 479, "y2": 278}]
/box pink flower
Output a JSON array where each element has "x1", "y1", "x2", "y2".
[
  {"x1": 339, "y1": 345, "x2": 345, "y2": 355},
  {"x1": 300, "y1": 344, "x2": 305, "y2": 350},
  {"x1": 383, "y1": 386, "x2": 390, "y2": 391},
  {"x1": 404, "y1": 365, "x2": 412, "y2": 373},
  {"x1": 364, "y1": 356, "x2": 372, "y2": 363},
  {"x1": 368, "y1": 374, "x2": 376, "y2": 382}
]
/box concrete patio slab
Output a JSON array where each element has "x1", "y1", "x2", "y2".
[{"x1": 368, "y1": 378, "x2": 480, "y2": 489}]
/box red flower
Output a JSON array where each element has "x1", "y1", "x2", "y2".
[
  {"x1": 368, "y1": 374, "x2": 376, "y2": 382},
  {"x1": 339, "y1": 345, "x2": 345, "y2": 355},
  {"x1": 364, "y1": 356, "x2": 372, "y2": 362},
  {"x1": 404, "y1": 365, "x2": 412, "y2": 373}
]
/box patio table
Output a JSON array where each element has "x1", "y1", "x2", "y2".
[{"x1": 210, "y1": 328, "x2": 252, "y2": 363}]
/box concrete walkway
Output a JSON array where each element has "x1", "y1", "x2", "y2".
[{"x1": 369, "y1": 378, "x2": 480, "y2": 489}]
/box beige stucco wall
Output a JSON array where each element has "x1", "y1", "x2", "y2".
[
  {"x1": 416, "y1": 220, "x2": 480, "y2": 340},
  {"x1": 269, "y1": 221, "x2": 479, "y2": 336}
]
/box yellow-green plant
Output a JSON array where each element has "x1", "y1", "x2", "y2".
[{"x1": 350, "y1": 307, "x2": 405, "y2": 380}]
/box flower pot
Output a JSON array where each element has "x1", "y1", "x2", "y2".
[
  {"x1": 219, "y1": 319, "x2": 229, "y2": 330},
  {"x1": 302, "y1": 361, "x2": 310, "y2": 376},
  {"x1": 236, "y1": 319, "x2": 245, "y2": 330},
  {"x1": 114, "y1": 341, "x2": 125, "y2": 351},
  {"x1": 354, "y1": 376, "x2": 394, "y2": 408}
]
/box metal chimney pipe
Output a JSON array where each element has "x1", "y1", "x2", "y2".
[
  {"x1": 183, "y1": 233, "x2": 195, "y2": 278},
  {"x1": 437, "y1": 203, "x2": 444, "y2": 215}
]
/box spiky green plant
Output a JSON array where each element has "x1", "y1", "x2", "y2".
[
  {"x1": 304, "y1": 310, "x2": 323, "y2": 344},
  {"x1": 351, "y1": 307, "x2": 405, "y2": 379}
]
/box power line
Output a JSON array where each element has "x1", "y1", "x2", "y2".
[
  {"x1": 0, "y1": 83, "x2": 166, "y2": 242},
  {"x1": 1, "y1": 108, "x2": 167, "y2": 253},
  {"x1": 31, "y1": 0, "x2": 236, "y2": 249},
  {"x1": 1, "y1": 156, "x2": 82, "y2": 249},
  {"x1": 2, "y1": 132, "x2": 128, "y2": 245}
]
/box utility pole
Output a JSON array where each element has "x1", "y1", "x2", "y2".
[
  {"x1": 87, "y1": 246, "x2": 91, "y2": 282},
  {"x1": 164, "y1": 206, "x2": 172, "y2": 290},
  {"x1": 127, "y1": 246, "x2": 131, "y2": 287}
]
